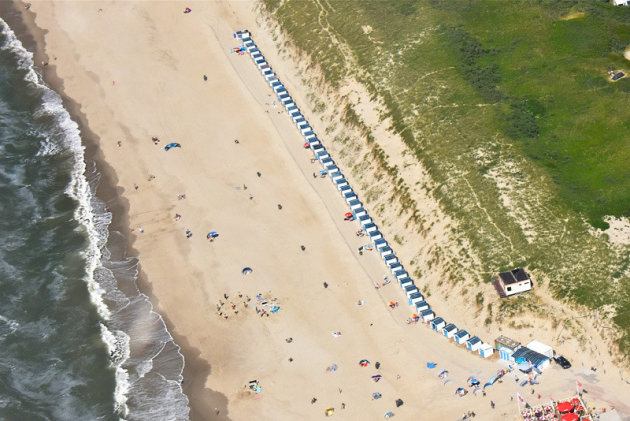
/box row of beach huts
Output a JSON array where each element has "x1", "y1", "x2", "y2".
[{"x1": 234, "y1": 29, "x2": 495, "y2": 360}]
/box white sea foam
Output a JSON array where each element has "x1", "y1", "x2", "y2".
[{"x1": 0, "y1": 18, "x2": 189, "y2": 420}]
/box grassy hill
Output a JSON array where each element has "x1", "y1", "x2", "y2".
[{"x1": 263, "y1": 0, "x2": 630, "y2": 355}]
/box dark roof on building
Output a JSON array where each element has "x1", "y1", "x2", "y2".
[
  {"x1": 444, "y1": 323, "x2": 457, "y2": 332},
  {"x1": 455, "y1": 330, "x2": 469, "y2": 338},
  {"x1": 467, "y1": 336, "x2": 481, "y2": 345},
  {"x1": 431, "y1": 317, "x2": 445, "y2": 325},
  {"x1": 499, "y1": 268, "x2": 530, "y2": 285},
  {"x1": 420, "y1": 309, "x2": 434, "y2": 316},
  {"x1": 495, "y1": 335, "x2": 521, "y2": 350},
  {"x1": 512, "y1": 346, "x2": 548, "y2": 367}
]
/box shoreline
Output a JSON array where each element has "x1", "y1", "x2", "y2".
[
  {"x1": 0, "y1": 2, "x2": 227, "y2": 419},
  {"x1": 5, "y1": 1, "x2": 630, "y2": 420}
]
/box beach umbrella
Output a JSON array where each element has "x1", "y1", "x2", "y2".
[
  {"x1": 303, "y1": 142, "x2": 310, "y2": 148},
  {"x1": 570, "y1": 398, "x2": 580, "y2": 405},
  {"x1": 359, "y1": 359, "x2": 370, "y2": 367},
  {"x1": 372, "y1": 392, "x2": 382, "y2": 400},
  {"x1": 437, "y1": 369, "x2": 448, "y2": 377},
  {"x1": 325, "y1": 408, "x2": 334, "y2": 417},
  {"x1": 242, "y1": 267, "x2": 253, "y2": 275},
  {"x1": 384, "y1": 412, "x2": 395, "y2": 419},
  {"x1": 560, "y1": 414, "x2": 578, "y2": 421},
  {"x1": 372, "y1": 374, "x2": 382, "y2": 382},
  {"x1": 556, "y1": 402, "x2": 574, "y2": 413},
  {"x1": 426, "y1": 362, "x2": 437, "y2": 369}
]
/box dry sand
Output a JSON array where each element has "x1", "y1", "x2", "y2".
[{"x1": 18, "y1": 1, "x2": 630, "y2": 420}]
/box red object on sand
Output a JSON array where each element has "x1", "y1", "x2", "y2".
[
  {"x1": 570, "y1": 398, "x2": 581, "y2": 405},
  {"x1": 560, "y1": 413, "x2": 578, "y2": 421},
  {"x1": 344, "y1": 212, "x2": 353, "y2": 218},
  {"x1": 556, "y1": 402, "x2": 574, "y2": 413},
  {"x1": 575, "y1": 405, "x2": 584, "y2": 412},
  {"x1": 303, "y1": 142, "x2": 310, "y2": 148}
]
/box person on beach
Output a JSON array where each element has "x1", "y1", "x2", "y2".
[
  {"x1": 203, "y1": 75, "x2": 208, "y2": 81},
  {"x1": 134, "y1": 183, "x2": 139, "y2": 190},
  {"x1": 256, "y1": 171, "x2": 261, "y2": 177},
  {"x1": 174, "y1": 214, "x2": 181, "y2": 221}
]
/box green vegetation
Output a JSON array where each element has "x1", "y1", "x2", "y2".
[{"x1": 263, "y1": 0, "x2": 630, "y2": 357}]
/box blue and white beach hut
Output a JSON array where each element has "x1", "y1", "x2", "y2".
[
  {"x1": 454, "y1": 330, "x2": 470, "y2": 345},
  {"x1": 443, "y1": 323, "x2": 457, "y2": 339},
  {"x1": 303, "y1": 130, "x2": 315, "y2": 139},
  {"x1": 420, "y1": 309, "x2": 435, "y2": 322},
  {"x1": 404, "y1": 284, "x2": 418, "y2": 296},
  {"x1": 292, "y1": 113, "x2": 304, "y2": 124},
  {"x1": 384, "y1": 255, "x2": 398, "y2": 266},
  {"x1": 335, "y1": 178, "x2": 349, "y2": 190},
  {"x1": 388, "y1": 262, "x2": 402, "y2": 274},
  {"x1": 379, "y1": 246, "x2": 393, "y2": 257},
  {"x1": 373, "y1": 238, "x2": 387, "y2": 250},
  {"x1": 329, "y1": 171, "x2": 344, "y2": 183},
  {"x1": 352, "y1": 207, "x2": 366, "y2": 218},
  {"x1": 398, "y1": 276, "x2": 412, "y2": 286},
  {"x1": 479, "y1": 343, "x2": 494, "y2": 358},
  {"x1": 430, "y1": 317, "x2": 446, "y2": 332},
  {"x1": 321, "y1": 158, "x2": 336, "y2": 171},
  {"x1": 343, "y1": 191, "x2": 357, "y2": 203},
  {"x1": 466, "y1": 336, "x2": 482, "y2": 351},
  {"x1": 358, "y1": 214, "x2": 372, "y2": 226},
  {"x1": 348, "y1": 200, "x2": 362, "y2": 211},
  {"x1": 415, "y1": 300, "x2": 430, "y2": 312},
  {"x1": 394, "y1": 269, "x2": 407, "y2": 281},
  {"x1": 363, "y1": 223, "x2": 377, "y2": 233},
  {"x1": 339, "y1": 185, "x2": 352, "y2": 196},
  {"x1": 409, "y1": 291, "x2": 424, "y2": 306},
  {"x1": 400, "y1": 278, "x2": 413, "y2": 289}
]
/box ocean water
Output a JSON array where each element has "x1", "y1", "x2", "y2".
[{"x1": 0, "y1": 18, "x2": 189, "y2": 421}]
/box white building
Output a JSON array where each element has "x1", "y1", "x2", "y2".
[
  {"x1": 526, "y1": 340, "x2": 553, "y2": 358},
  {"x1": 496, "y1": 268, "x2": 532, "y2": 297}
]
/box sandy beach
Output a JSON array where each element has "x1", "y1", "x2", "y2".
[{"x1": 13, "y1": 1, "x2": 630, "y2": 420}]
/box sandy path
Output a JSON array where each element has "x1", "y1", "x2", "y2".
[{"x1": 21, "y1": 1, "x2": 630, "y2": 420}]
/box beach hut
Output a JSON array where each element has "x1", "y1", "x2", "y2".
[
  {"x1": 358, "y1": 214, "x2": 372, "y2": 226},
  {"x1": 404, "y1": 283, "x2": 418, "y2": 295},
  {"x1": 479, "y1": 343, "x2": 494, "y2": 358},
  {"x1": 384, "y1": 255, "x2": 398, "y2": 266},
  {"x1": 409, "y1": 291, "x2": 424, "y2": 306},
  {"x1": 363, "y1": 223, "x2": 377, "y2": 233},
  {"x1": 270, "y1": 80, "x2": 283, "y2": 90},
  {"x1": 321, "y1": 158, "x2": 336, "y2": 171},
  {"x1": 466, "y1": 336, "x2": 482, "y2": 352},
  {"x1": 297, "y1": 121, "x2": 309, "y2": 132},
  {"x1": 431, "y1": 317, "x2": 446, "y2": 331},
  {"x1": 348, "y1": 200, "x2": 362, "y2": 210},
  {"x1": 388, "y1": 262, "x2": 402, "y2": 274},
  {"x1": 344, "y1": 191, "x2": 357, "y2": 203},
  {"x1": 400, "y1": 278, "x2": 413, "y2": 289},
  {"x1": 309, "y1": 140, "x2": 322, "y2": 149},
  {"x1": 380, "y1": 246, "x2": 393, "y2": 258},
  {"x1": 265, "y1": 74, "x2": 277, "y2": 84},
  {"x1": 398, "y1": 276, "x2": 412, "y2": 286},
  {"x1": 329, "y1": 171, "x2": 344, "y2": 182},
  {"x1": 373, "y1": 238, "x2": 387, "y2": 250},
  {"x1": 339, "y1": 185, "x2": 352, "y2": 196},
  {"x1": 291, "y1": 113, "x2": 304, "y2": 124},
  {"x1": 335, "y1": 179, "x2": 349, "y2": 190},
  {"x1": 294, "y1": 116, "x2": 306, "y2": 126},
  {"x1": 316, "y1": 151, "x2": 330, "y2": 162},
  {"x1": 303, "y1": 130, "x2": 315, "y2": 139},
  {"x1": 251, "y1": 53, "x2": 263, "y2": 62},
  {"x1": 455, "y1": 330, "x2": 470, "y2": 345},
  {"x1": 443, "y1": 323, "x2": 457, "y2": 339},
  {"x1": 288, "y1": 108, "x2": 301, "y2": 118},
  {"x1": 353, "y1": 207, "x2": 367, "y2": 218},
  {"x1": 415, "y1": 301, "x2": 430, "y2": 312},
  {"x1": 394, "y1": 270, "x2": 407, "y2": 281},
  {"x1": 420, "y1": 309, "x2": 435, "y2": 322},
  {"x1": 495, "y1": 335, "x2": 520, "y2": 362},
  {"x1": 256, "y1": 59, "x2": 268, "y2": 69}
]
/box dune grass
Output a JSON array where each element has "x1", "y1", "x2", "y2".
[{"x1": 263, "y1": 0, "x2": 630, "y2": 356}]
